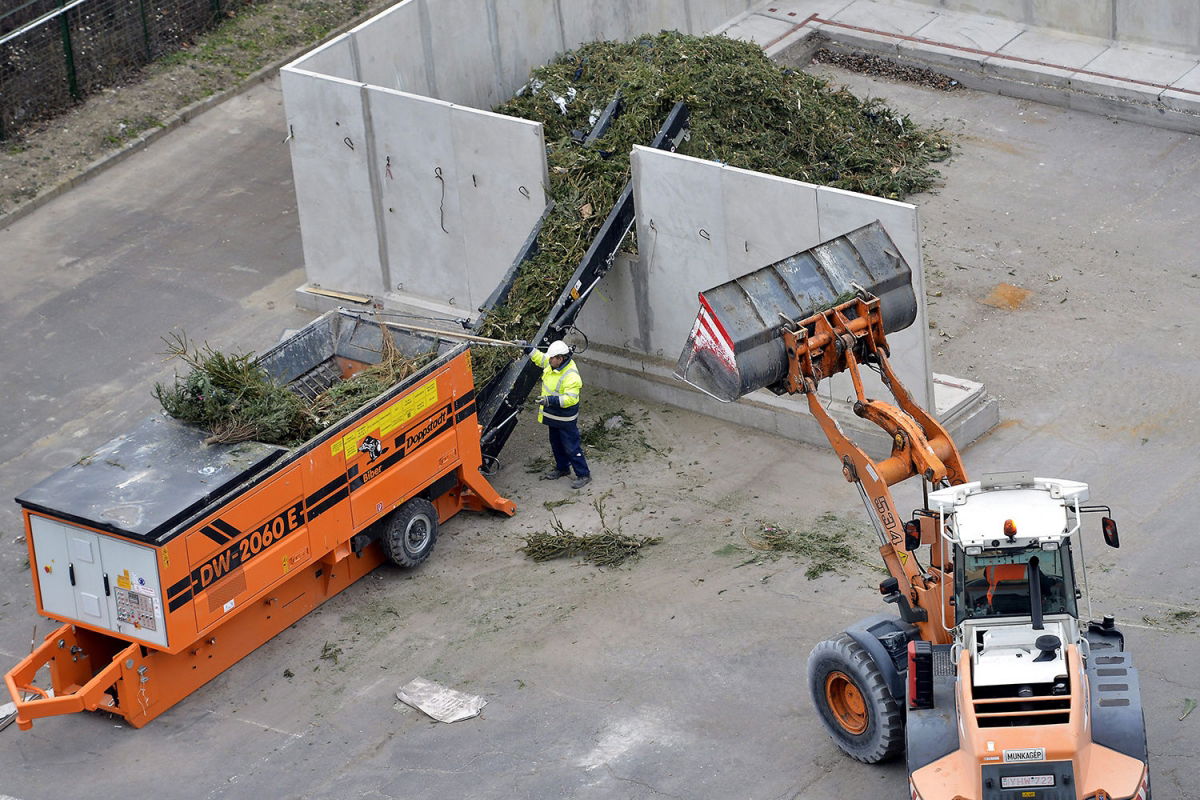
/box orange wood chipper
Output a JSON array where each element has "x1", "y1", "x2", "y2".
[
  {"x1": 3, "y1": 100, "x2": 690, "y2": 731},
  {"x1": 5, "y1": 311, "x2": 514, "y2": 729}
]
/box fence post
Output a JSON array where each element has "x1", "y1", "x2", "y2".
[
  {"x1": 137, "y1": 0, "x2": 152, "y2": 61},
  {"x1": 58, "y1": 0, "x2": 80, "y2": 100}
]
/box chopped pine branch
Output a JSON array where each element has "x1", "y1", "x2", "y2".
[{"x1": 522, "y1": 495, "x2": 661, "y2": 567}]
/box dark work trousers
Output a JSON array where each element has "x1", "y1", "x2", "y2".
[{"x1": 548, "y1": 423, "x2": 590, "y2": 477}]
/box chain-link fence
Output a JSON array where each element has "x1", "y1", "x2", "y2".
[{"x1": 0, "y1": 0, "x2": 250, "y2": 140}]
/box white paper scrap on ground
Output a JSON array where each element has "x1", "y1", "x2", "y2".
[{"x1": 396, "y1": 677, "x2": 486, "y2": 723}]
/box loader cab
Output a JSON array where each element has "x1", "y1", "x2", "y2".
[
  {"x1": 953, "y1": 541, "x2": 1079, "y2": 624},
  {"x1": 928, "y1": 473, "x2": 1091, "y2": 626}
]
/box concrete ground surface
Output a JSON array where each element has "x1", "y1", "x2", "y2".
[{"x1": 1, "y1": 67, "x2": 1198, "y2": 800}]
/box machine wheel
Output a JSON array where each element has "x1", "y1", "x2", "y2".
[
  {"x1": 807, "y1": 632, "x2": 904, "y2": 763},
  {"x1": 383, "y1": 498, "x2": 438, "y2": 568}
]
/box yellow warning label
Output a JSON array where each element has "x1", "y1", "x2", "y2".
[
  {"x1": 117, "y1": 570, "x2": 131, "y2": 590},
  {"x1": 898, "y1": 551, "x2": 909, "y2": 564},
  {"x1": 331, "y1": 380, "x2": 439, "y2": 458}
]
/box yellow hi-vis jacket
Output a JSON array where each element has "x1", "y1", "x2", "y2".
[{"x1": 530, "y1": 351, "x2": 582, "y2": 428}]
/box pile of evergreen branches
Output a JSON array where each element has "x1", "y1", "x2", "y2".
[
  {"x1": 471, "y1": 32, "x2": 951, "y2": 386},
  {"x1": 154, "y1": 332, "x2": 434, "y2": 447}
]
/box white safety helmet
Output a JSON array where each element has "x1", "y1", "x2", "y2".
[{"x1": 546, "y1": 340, "x2": 571, "y2": 359}]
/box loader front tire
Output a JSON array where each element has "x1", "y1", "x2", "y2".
[
  {"x1": 383, "y1": 498, "x2": 438, "y2": 568},
  {"x1": 807, "y1": 632, "x2": 904, "y2": 763}
]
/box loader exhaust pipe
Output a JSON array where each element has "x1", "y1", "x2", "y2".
[{"x1": 674, "y1": 220, "x2": 918, "y2": 402}]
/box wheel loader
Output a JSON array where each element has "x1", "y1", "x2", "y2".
[{"x1": 675, "y1": 221, "x2": 1150, "y2": 800}]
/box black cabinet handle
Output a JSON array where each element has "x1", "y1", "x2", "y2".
[
  {"x1": 103, "y1": 574, "x2": 111, "y2": 596},
  {"x1": 68, "y1": 564, "x2": 76, "y2": 586}
]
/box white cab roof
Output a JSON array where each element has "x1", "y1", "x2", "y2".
[{"x1": 927, "y1": 476, "x2": 1088, "y2": 548}]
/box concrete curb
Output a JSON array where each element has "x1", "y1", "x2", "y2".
[
  {"x1": 0, "y1": 11, "x2": 378, "y2": 231},
  {"x1": 722, "y1": 7, "x2": 1200, "y2": 136}
]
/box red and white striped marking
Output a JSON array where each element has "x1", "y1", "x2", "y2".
[{"x1": 686, "y1": 293, "x2": 736, "y2": 371}]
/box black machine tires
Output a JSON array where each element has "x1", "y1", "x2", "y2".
[
  {"x1": 383, "y1": 498, "x2": 439, "y2": 568},
  {"x1": 807, "y1": 632, "x2": 904, "y2": 764}
]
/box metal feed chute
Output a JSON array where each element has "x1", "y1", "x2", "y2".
[{"x1": 674, "y1": 221, "x2": 918, "y2": 402}]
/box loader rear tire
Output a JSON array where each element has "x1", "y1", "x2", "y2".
[
  {"x1": 383, "y1": 498, "x2": 438, "y2": 568},
  {"x1": 807, "y1": 632, "x2": 904, "y2": 763}
]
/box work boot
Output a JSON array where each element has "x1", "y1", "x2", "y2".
[
  {"x1": 541, "y1": 467, "x2": 569, "y2": 480},
  {"x1": 570, "y1": 474, "x2": 592, "y2": 490}
]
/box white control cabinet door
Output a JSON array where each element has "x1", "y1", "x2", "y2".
[
  {"x1": 29, "y1": 515, "x2": 78, "y2": 621},
  {"x1": 97, "y1": 535, "x2": 168, "y2": 648},
  {"x1": 64, "y1": 528, "x2": 111, "y2": 629}
]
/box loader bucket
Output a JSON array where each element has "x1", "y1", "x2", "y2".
[{"x1": 674, "y1": 220, "x2": 917, "y2": 402}]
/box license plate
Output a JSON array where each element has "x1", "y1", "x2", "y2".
[{"x1": 1001, "y1": 775, "x2": 1055, "y2": 789}]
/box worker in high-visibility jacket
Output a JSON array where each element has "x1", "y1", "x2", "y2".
[{"x1": 528, "y1": 340, "x2": 591, "y2": 489}]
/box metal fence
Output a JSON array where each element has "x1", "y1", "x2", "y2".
[{"x1": 0, "y1": 0, "x2": 248, "y2": 140}]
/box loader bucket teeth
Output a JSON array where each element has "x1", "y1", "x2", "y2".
[{"x1": 674, "y1": 220, "x2": 918, "y2": 402}]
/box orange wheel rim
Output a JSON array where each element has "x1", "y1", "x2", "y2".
[{"x1": 824, "y1": 671, "x2": 868, "y2": 735}]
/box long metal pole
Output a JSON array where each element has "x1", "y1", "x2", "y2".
[
  {"x1": 58, "y1": 0, "x2": 79, "y2": 100},
  {"x1": 137, "y1": 0, "x2": 152, "y2": 60}
]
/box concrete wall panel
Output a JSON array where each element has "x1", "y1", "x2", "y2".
[
  {"x1": 720, "y1": 165, "x2": 820, "y2": 277},
  {"x1": 594, "y1": 148, "x2": 931, "y2": 409},
  {"x1": 291, "y1": 34, "x2": 357, "y2": 81},
  {"x1": 493, "y1": 0, "x2": 569, "y2": 98},
  {"x1": 353, "y1": 0, "x2": 429, "y2": 94},
  {"x1": 560, "y1": 0, "x2": 687, "y2": 52},
  {"x1": 815, "y1": 186, "x2": 931, "y2": 406},
  {"x1": 1116, "y1": 0, "x2": 1200, "y2": 54},
  {"x1": 367, "y1": 88, "x2": 466, "y2": 305},
  {"x1": 282, "y1": 69, "x2": 384, "y2": 295},
  {"x1": 1030, "y1": 0, "x2": 1112, "y2": 40},
  {"x1": 691, "y1": 0, "x2": 756, "y2": 33},
  {"x1": 427, "y1": 0, "x2": 504, "y2": 106},
  {"x1": 936, "y1": 0, "x2": 1029, "y2": 25},
  {"x1": 450, "y1": 106, "x2": 548, "y2": 314},
  {"x1": 607, "y1": 147, "x2": 729, "y2": 357}
]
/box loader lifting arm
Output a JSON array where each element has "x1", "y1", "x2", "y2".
[
  {"x1": 673, "y1": 221, "x2": 965, "y2": 645},
  {"x1": 777, "y1": 293, "x2": 965, "y2": 644}
]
